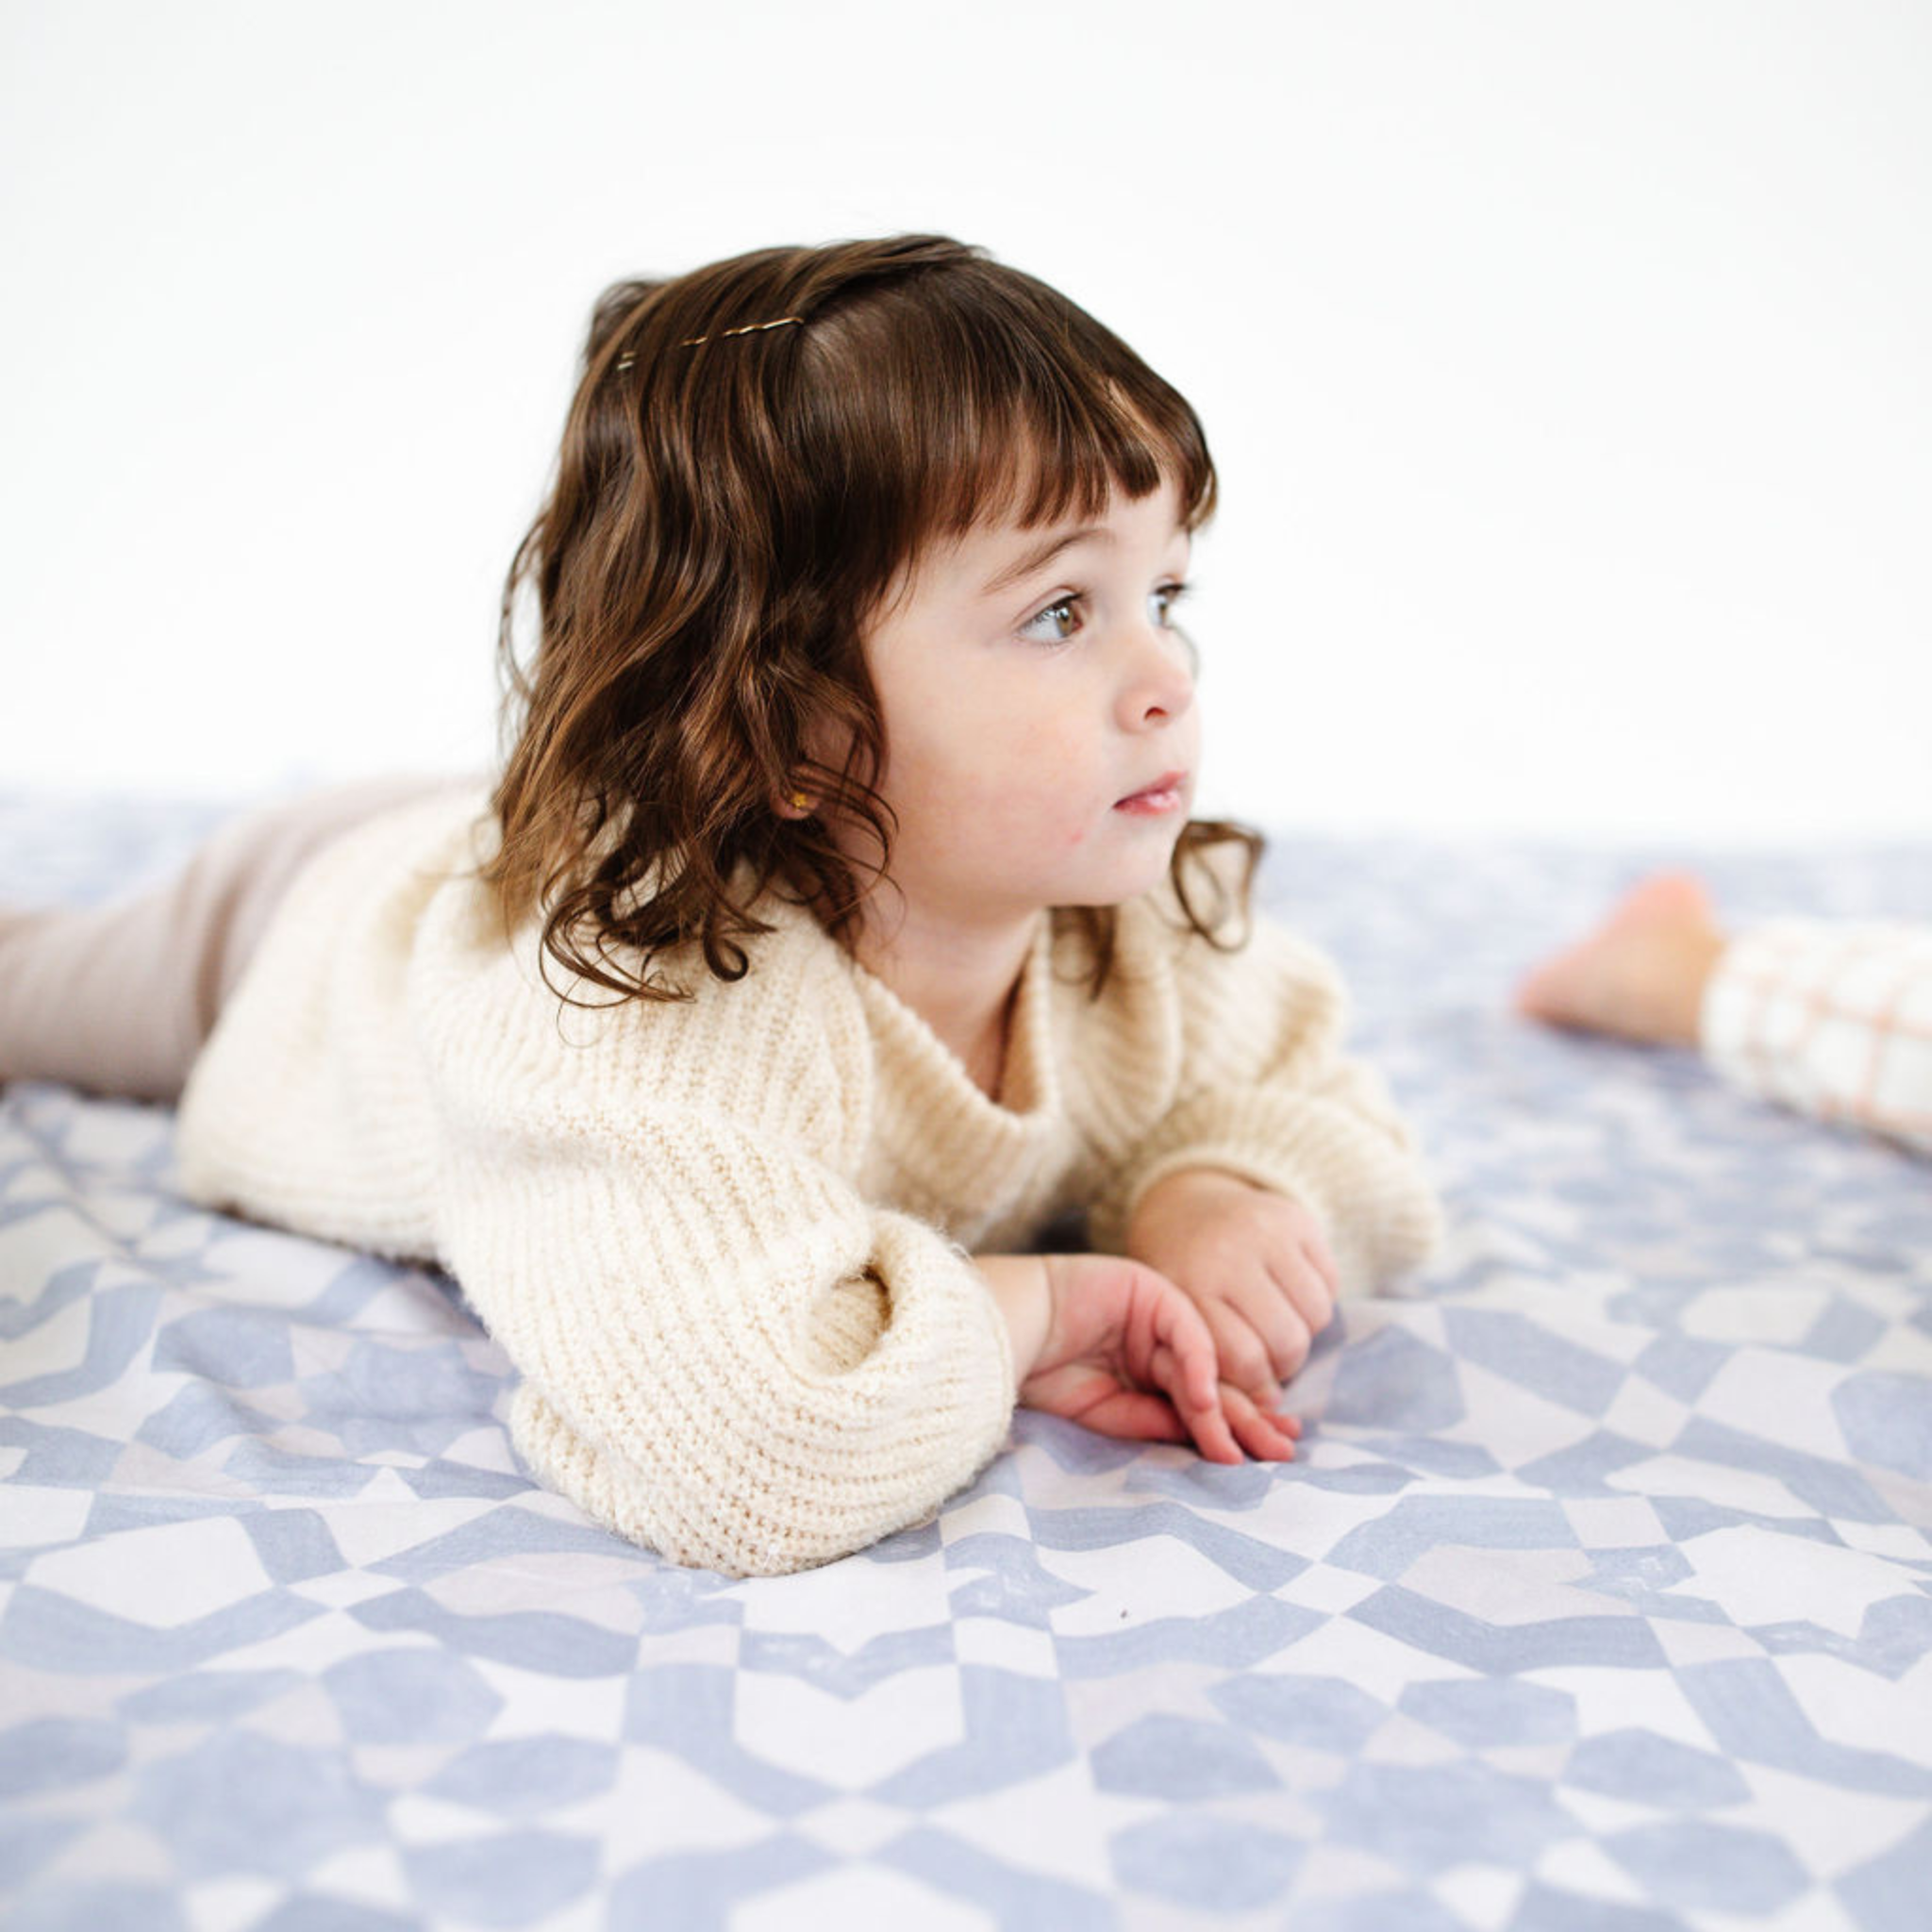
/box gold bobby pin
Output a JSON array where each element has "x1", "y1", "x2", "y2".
[
  {"x1": 613, "y1": 315, "x2": 805, "y2": 371},
  {"x1": 680, "y1": 315, "x2": 806, "y2": 347}
]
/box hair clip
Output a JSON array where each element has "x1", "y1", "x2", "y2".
[
  {"x1": 679, "y1": 315, "x2": 806, "y2": 348},
  {"x1": 610, "y1": 314, "x2": 802, "y2": 374}
]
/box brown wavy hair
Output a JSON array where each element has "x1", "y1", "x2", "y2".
[{"x1": 480, "y1": 232, "x2": 1266, "y2": 1008}]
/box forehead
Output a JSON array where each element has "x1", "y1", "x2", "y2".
[{"x1": 936, "y1": 475, "x2": 1191, "y2": 602}]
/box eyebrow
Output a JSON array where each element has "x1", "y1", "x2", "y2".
[
  {"x1": 980, "y1": 527, "x2": 1112, "y2": 599},
  {"x1": 979, "y1": 518, "x2": 1192, "y2": 600}
]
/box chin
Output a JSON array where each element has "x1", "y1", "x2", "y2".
[{"x1": 1058, "y1": 853, "x2": 1178, "y2": 910}]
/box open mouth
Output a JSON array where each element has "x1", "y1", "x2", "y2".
[{"x1": 1114, "y1": 771, "x2": 1188, "y2": 814}]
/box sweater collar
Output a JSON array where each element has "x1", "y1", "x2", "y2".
[{"x1": 843, "y1": 909, "x2": 1060, "y2": 1126}]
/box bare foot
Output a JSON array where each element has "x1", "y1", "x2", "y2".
[{"x1": 1513, "y1": 872, "x2": 1730, "y2": 1047}]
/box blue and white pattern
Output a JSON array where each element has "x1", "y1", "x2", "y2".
[{"x1": 4, "y1": 791, "x2": 1930, "y2": 1930}]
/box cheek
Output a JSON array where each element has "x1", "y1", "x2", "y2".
[
  {"x1": 953, "y1": 749, "x2": 1091, "y2": 852},
  {"x1": 948, "y1": 716, "x2": 1070, "y2": 807},
  {"x1": 1012, "y1": 724, "x2": 1104, "y2": 849},
  {"x1": 890, "y1": 685, "x2": 1108, "y2": 847}
]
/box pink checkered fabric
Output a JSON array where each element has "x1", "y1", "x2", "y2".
[{"x1": 1701, "y1": 919, "x2": 1932, "y2": 1156}]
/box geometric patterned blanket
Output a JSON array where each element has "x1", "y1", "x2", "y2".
[{"x1": 4, "y1": 790, "x2": 1928, "y2": 1931}]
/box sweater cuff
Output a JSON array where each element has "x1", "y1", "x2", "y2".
[
  {"x1": 942, "y1": 1221, "x2": 1020, "y2": 1420},
  {"x1": 507, "y1": 1211, "x2": 1018, "y2": 1580},
  {"x1": 1087, "y1": 1090, "x2": 1443, "y2": 1297}
]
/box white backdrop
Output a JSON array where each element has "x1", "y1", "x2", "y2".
[{"x1": 3, "y1": 0, "x2": 1926, "y2": 842}]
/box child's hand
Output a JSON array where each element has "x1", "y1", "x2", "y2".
[
  {"x1": 1124, "y1": 1168, "x2": 1339, "y2": 1410},
  {"x1": 1020, "y1": 1253, "x2": 1300, "y2": 1465}
]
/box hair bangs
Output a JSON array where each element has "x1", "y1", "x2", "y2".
[{"x1": 860, "y1": 294, "x2": 1216, "y2": 571}]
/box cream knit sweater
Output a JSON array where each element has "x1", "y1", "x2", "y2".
[{"x1": 175, "y1": 784, "x2": 1443, "y2": 1577}]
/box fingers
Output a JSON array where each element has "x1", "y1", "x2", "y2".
[
  {"x1": 1299, "y1": 1231, "x2": 1341, "y2": 1320},
  {"x1": 1146, "y1": 1330, "x2": 1243, "y2": 1465},
  {"x1": 1136, "y1": 1264, "x2": 1315, "y2": 1470},
  {"x1": 1219, "y1": 1381, "x2": 1300, "y2": 1462},
  {"x1": 1192, "y1": 1406, "x2": 1244, "y2": 1464},
  {"x1": 1074, "y1": 1382, "x2": 1193, "y2": 1443},
  {"x1": 1266, "y1": 1223, "x2": 1336, "y2": 1337},
  {"x1": 1285, "y1": 1255, "x2": 1335, "y2": 1341},
  {"x1": 1106, "y1": 1388, "x2": 1296, "y2": 1466},
  {"x1": 1145, "y1": 1333, "x2": 1217, "y2": 1425},
  {"x1": 1202, "y1": 1298, "x2": 1309, "y2": 1409},
  {"x1": 1172, "y1": 1298, "x2": 1305, "y2": 1465},
  {"x1": 1141, "y1": 1342, "x2": 1301, "y2": 1468}
]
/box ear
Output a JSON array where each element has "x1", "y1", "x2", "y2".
[{"x1": 777, "y1": 713, "x2": 852, "y2": 821}]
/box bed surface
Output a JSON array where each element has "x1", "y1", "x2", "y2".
[{"x1": 3, "y1": 789, "x2": 1929, "y2": 1932}]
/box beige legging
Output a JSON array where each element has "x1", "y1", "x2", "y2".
[{"x1": 0, "y1": 774, "x2": 471, "y2": 1105}]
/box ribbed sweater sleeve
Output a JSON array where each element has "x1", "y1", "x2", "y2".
[
  {"x1": 1085, "y1": 897, "x2": 1444, "y2": 1296},
  {"x1": 421, "y1": 929, "x2": 1017, "y2": 1579}
]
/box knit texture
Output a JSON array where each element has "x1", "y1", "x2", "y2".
[{"x1": 175, "y1": 786, "x2": 1443, "y2": 1575}]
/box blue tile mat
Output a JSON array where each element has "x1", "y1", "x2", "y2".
[{"x1": 3, "y1": 789, "x2": 1929, "y2": 1930}]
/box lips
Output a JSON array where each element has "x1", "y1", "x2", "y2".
[{"x1": 1115, "y1": 769, "x2": 1189, "y2": 808}]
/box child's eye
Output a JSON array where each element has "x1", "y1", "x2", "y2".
[
  {"x1": 1156, "y1": 580, "x2": 1193, "y2": 626},
  {"x1": 1019, "y1": 595, "x2": 1084, "y2": 646},
  {"x1": 1017, "y1": 581, "x2": 1195, "y2": 648}
]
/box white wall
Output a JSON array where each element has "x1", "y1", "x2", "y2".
[{"x1": 3, "y1": 0, "x2": 1926, "y2": 842}]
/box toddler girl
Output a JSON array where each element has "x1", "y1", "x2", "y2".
[{"x1": 0, "y1": 234, "x2": 1444, "y2": 1575}]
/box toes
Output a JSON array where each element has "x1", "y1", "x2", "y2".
[
  {"x1": 1614, "y1": 870, "x2": 1717, "y2": 933},
  {"x1": 1514, "y1": 947, "x2": 1587, "y2": 1021}
]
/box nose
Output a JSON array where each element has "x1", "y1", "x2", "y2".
[{"x1": 1118, "y1": 614, "x2": 1196, "y2": 731}]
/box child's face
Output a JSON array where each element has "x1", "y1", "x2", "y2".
[{"x1": 828, "y1": 473, "x2": 1200, "y2": 931}]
